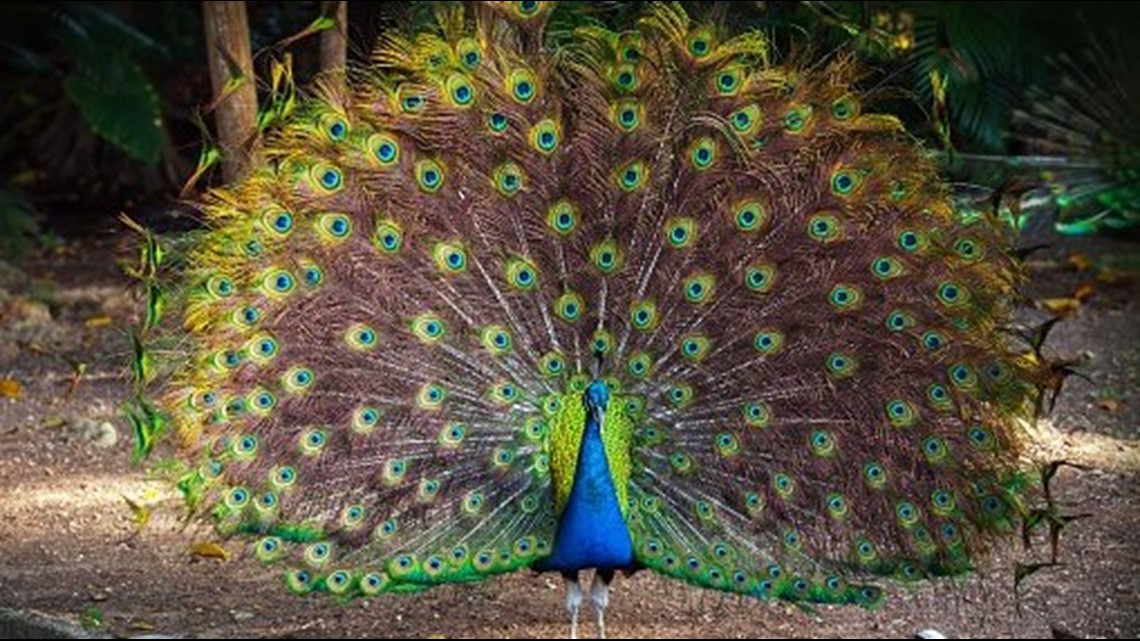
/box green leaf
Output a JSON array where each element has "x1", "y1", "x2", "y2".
[
  {"x1": 909, "y1": 2, "x2": 1041, "y2": 151},
  {"x1": 62, "y1": 60, "x2": 163, "y2": 164}
]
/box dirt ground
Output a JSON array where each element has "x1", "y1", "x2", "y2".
[{"x1": 0, "y1": 223, "x2": 1137, "y2": 639}]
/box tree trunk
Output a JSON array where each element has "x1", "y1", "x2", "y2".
[
  {"x1": 202, "y1": 1, "x2": 257, "y2": 182},
  {"x1": 320, "y1": 1, "x2": 348, "y2": 74}
]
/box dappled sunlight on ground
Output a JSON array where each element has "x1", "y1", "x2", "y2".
[{"x1": 2, "y1": 235, "x2": 1137, "y2": 638}]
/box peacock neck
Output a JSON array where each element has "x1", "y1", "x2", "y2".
[{"x1": 541, "y1": 381, "x2": 635, "y2": 572}]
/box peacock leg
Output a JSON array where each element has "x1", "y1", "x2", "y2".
[
  {"x1": 590, "y1": 569, "x2": 614, "y2": 640},
  {"x1": 564, "y1": 571, "x2": 583, "y2": 640}
]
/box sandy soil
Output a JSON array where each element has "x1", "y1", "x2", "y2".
[{"x1": 1, "y1": 228, "x2": 1137, "y2": 639}]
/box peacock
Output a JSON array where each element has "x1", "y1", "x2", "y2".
[{"x1": 124, "y1": 2, "x2": 1052, "y2": 637}]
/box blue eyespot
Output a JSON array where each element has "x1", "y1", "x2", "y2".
[{"x1": 320, "y1": 169, "x2": 342, "y2": 190}]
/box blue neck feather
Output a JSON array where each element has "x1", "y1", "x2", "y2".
[{"x1": 541, "y1": 382, "x2": 634, "y2": 572}]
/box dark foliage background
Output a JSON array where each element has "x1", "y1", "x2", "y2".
[{"x1": 1, "y1": 1, "x2": 1137, "y2": 260}]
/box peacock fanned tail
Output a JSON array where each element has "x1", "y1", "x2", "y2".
[{"x1": 127, "y1": 1, "x2": 1049, "y2": 606}]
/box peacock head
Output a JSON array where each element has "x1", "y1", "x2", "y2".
[{"x1": 584, "y1": 379, "x2": 610, "y2": 423}]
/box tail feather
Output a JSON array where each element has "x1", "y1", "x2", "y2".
[{"x1": 129, "y1": 1, "x2": 1046, "y2": 605}]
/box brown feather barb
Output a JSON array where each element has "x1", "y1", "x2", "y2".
[{"x1": 126, "y1": 0, "x2": 1050, "y2": 629}]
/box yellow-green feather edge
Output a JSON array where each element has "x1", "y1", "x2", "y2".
[{"x1": 548, "y1": 389, "x2": 634, "y2": 518}]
